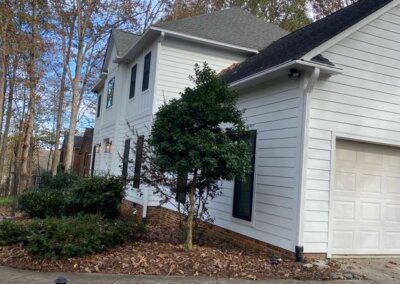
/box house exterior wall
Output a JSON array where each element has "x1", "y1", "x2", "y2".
[
  {"x1": 203, "y1": 78, "x2": 304, "y2": 252},
  {"x1": 302, "y1": 4, "x2": 400, "y2": 254}
]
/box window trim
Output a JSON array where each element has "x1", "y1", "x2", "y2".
[
  {"x1": 142, "y1": 52, "x2": 151, "y2": 92},
  {"x1": 106, "y1": 77, "x2": 115, "y2": 109},
  {"x1": 232, "y1": 130, "x2": 257, "y2": 222},
  {"x1": 129, "y1": 65, "x2": 137, "y2": 99}
]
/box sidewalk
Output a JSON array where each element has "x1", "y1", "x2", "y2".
[{"x1": 0, "y1": 266, "x2": 368, "y2": 284}]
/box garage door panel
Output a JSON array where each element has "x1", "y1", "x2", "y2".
[{"x1": 332, "y1": 140, "x2": 400, "y2": 255}]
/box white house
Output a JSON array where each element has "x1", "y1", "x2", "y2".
[{"x1": 93, "y1": 0, "x2": 400, "y2": 258}]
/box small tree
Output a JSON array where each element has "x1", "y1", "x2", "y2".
[{"x1": 148, "y1": 63, "x2": 251, "y2": 250}]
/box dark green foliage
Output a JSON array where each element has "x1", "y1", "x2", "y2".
[
  {"x1": 66, "y1": 176, "x2": 124, "y2": 218},
  {"x1": 18, "y1": 188, "x2": 64, "y2": 218},
  {"x1": 0, "y1": 216, "x2": 146, "y2": 258},
  {"x1": 0, "y1": 220, "x2": 29, "y2": 246},
  {"x1": 39, "y1": 171, "x2": 78, "y2": 190},
  {"x1": 150, "y1": 63, "x2": 251, "y2": 181},
  {"x1": 18, "y1": 174, "x2": 125, "y2": 218}
]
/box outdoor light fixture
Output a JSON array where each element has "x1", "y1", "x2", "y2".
[
  {"x1": 105, "y1": 139, "x2": 112, "y2": 153},
  {"x1": 95, "y1": 143, "x2": 101, "y2": 153},
  {"x1": 288, "y1": 68, "x2": 301, "y2": 78}
]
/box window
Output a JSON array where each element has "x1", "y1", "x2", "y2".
[
  {"x1": 122, "y1": 139, "x2": 130, "y2": 182},
  {"x1": 91, "y1": 146, "x2": 96, "y2": 176},
  {"x1": 142, "y1": 52, "x2": 151, "y2": 91},
  {"x1": 175, "y1": 172, "x2": 187, "y2": 204},
  {"x1": 129, "y1": 65, "x2": 137, "y2": 99},
  {"x1": 96, "y1": 94, "x2": 102, "y2": 117},
  {"x1": 106, "y1": 77, "x2": 115, "y2": 108},
  {"x1": 133, "y1": 135, "x2": 144, "y2": 188},
  {"x1": 232, "y1": 130, "x2": 257, "y2": 221}
]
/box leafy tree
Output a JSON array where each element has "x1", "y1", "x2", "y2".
[
  {"x1": 148, "y1": 63, "x2": 251, "y2": 250},
  {"x1": 310, "y1": 0, "x2": 358, "y2": 19},
  {"x1": 165, "y1": 0, "x2": 312, "y2": 32}
]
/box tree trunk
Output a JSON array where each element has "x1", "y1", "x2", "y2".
[
  {"x1": 185, "y1": 170, "x2": 198, "y2": 251},
  {"x1": 0, "y1": 56, "x2": 17, "y2": 183},
  {"x1": 51, "y1": 20, "x2": 74, "y2": 176},
  {"x1": 18, "y1": 2, "x2": 38, "y2": 191}
]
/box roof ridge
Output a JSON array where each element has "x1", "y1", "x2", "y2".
[{"x1": 112, "y1": 28, "x2": 142, "y2": 37}]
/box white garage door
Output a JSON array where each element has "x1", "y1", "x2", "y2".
[{"x1": 332, "y1": 140, "x2": 400, "y2": 255}]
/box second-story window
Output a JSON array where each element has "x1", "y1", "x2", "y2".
[
  {"x1": 96, "y1": 94, "x2": 102, "y2": 117},
  {"x1": 129, "y1": 65, "x2": 137, "y2": 99},
  {"x1": 106, "y1": 77, "x2": 115, "y2": 108},
  {"x1": 142, "y1": 52, "x2": 151, "y2": 91}
]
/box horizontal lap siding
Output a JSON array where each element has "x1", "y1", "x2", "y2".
[
  {"x1": 208, "y1": 79, "x2": 303, "y2": 252},
  {"x1": 303, "y1": 5, "x2": 400, "y2": 253},
  {"x1": 155, "y1": 37, "x2": 246, "y2": 111}
]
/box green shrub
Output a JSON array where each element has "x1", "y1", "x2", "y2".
[
  {"x1": 18, "y1": 188, "x2": 64, "y2": 218},
  {"x1": 67, "y1": 176, "x2": 125, "y2": 218},
  {"x1": 0, "y1": 196, "x2": 14, "y2": 207},
  {"x1": 0, "y1": 220, "x2": 30, "y2": 246},
  {"x1": 18, "y1": 175, "x2": 125, "y2": 219},
  {"x1": 25, "y1": 215, "x2": 145, "y2": 258},
  {"x1": 0, "y1": 215, "x2": 146, "y2": 258},
  {"x1": 39, "y1": 171, "x2": 79, "y2": 190}
]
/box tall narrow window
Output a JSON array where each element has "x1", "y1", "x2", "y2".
[
  {"x1": 122, "y1": 138, "x2": 130, "y2": 182},
  {"x1": 133, "y1": 135, "x2": 144, "y2": 188},
  {"x1": 106, "y1": 77, "x2": 115, "y2": 108},
  {"x1": 129, "y1": 65, "x2": 137, "y2": 99},
  {"x1": 142, "y1": 52, "x2": 151, "y2": 91},
  {"x1": 97, "y1": 94, "x2": 102, "y2": 117},
  {"x1": 91, "y1": 146, "x2": 96, "y2": 176},
  {"x1": 233, "y1": 130, "x2": 257, "y2": 221}
]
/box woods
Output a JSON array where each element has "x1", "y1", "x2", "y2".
[{"x1": 0, "y1": 0, "x2": 356, "y2": 196}]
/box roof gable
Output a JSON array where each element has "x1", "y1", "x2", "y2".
[
  {"x1": 153, "y1": 8, "x2": 288, "y2": 51},
  {"x1": 222, "y1": 0, "x2": 394, "y2": 83}
]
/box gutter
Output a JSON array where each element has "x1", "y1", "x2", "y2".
[{"x1": 91, "y1": 72, "x2": 108, "y2": 93}]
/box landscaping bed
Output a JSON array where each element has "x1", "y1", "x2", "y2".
[{"x1": 0, "y1": 224, "x2": 361, "y2": 281}]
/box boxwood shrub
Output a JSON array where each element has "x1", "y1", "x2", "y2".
[
  {"x1": 0, "y1": 215, "x2": 146, "y2": 258},
  {"x1": 18, "y1": 174, "x2": 125, "y2": 218}
]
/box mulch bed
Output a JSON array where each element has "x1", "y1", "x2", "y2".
[{"x1": 0, "y1": 207, "x2": 357, "y2": 281}]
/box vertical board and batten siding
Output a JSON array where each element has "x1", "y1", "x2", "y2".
[
  {"x1": 303, "y1": 4, "x2": 400, "y2": 253},
  {"x1": 155, "y1": 37, "x2": 247, "y2": 111},
  {"x1": 207, "y1": 78, "x2": 304, "y2": 252}
]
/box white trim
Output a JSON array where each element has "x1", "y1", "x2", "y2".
[
  {"x1": 150, "y1": 27, "x2": 259, "y2": 54},
  {"x1": 296, "y1": 69, "x2": 320, "y2": 248},
  {"x1": 303, "y1": 0, "x2": 400, "y2": 60},
  {"x1": 229, "y1": 60, "x2": 342, "y2": 89},
  {"x1": 327, "y1": 132, "x2": 400, "y2": 258}
]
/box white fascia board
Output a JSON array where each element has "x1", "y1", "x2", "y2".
[
  {"x1": 229, "y1": 59, "x2": 342, "y2": 90},
  {"x1": 303, "y1": 0, "x2": 400, "y2": 60},
  {"x1": 150, "y1": 26, "x2": 259, "y2": 54}
]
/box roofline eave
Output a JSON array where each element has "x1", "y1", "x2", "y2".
[{"x1": 229, "y1": 59, "x2": 343, "y2": 90}]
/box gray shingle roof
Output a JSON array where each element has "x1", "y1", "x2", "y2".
[
  {"x1": 112, "y1": 29, "x2": 141, "y2": 57},
  {"x1": 222, "y1": 0, "x2": 394, "y2": 83},
  {"x1": 153, "y1": 8, "x2": 288, "y2": 50}
]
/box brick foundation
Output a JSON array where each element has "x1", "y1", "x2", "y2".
[{"x1": 121, "y1": 199, "x2": 296, "y2": 259}]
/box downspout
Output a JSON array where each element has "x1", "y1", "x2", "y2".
[{"x1": 296, "y1": 67, "x2": 320, "y2": 261}]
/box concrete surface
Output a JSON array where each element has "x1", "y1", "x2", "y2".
[{"x1": 0, "y1": 258, "x2": 399, "y2": 283}]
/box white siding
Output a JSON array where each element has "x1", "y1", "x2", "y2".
[
  {"x1": 208, "y1": 79, "x2": 304, "y2": 252},
  {"x1": 303, "y1": 4, "x2": 400, "y2": 253},
  {"x1": 155, "y1": 36, "x2": 246, "y2": 111}
]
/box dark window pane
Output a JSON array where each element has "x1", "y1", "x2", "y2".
[
  {"x1": 122, "y1": 139, "x2": 130, "y2": 182},
  {"x1": 97, "y1": 95, "x2": 102, "y2": 117},
  {"x1": 106, "y1": 77, "x2": 115, "y2": 108},
  {"x1": 233, "y1": 130, "x2": 257, "y2": 221},
  {"x1": 91, "y1": 146, "x2": 96, "y2": 176},
  {"x1": 142, "y1": 52, "x2": 151, "y2": 91},
  {"x1": 129, "y1": 65, "x2": 137, "y2": 99},
  {"x1": 133, "y1": 135, "x2": 144, "y2": 188},
  {"x1": 175, "y1": 172, "x2": 187, "y2": 204}
]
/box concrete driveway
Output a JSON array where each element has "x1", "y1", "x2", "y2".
[{"x1": 338, "y1": 258, "x2": 400, "y2": 283}]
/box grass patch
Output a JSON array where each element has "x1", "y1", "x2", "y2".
[{"x1": 0, "y1": 196, "x2": 14, "y2": 207}]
